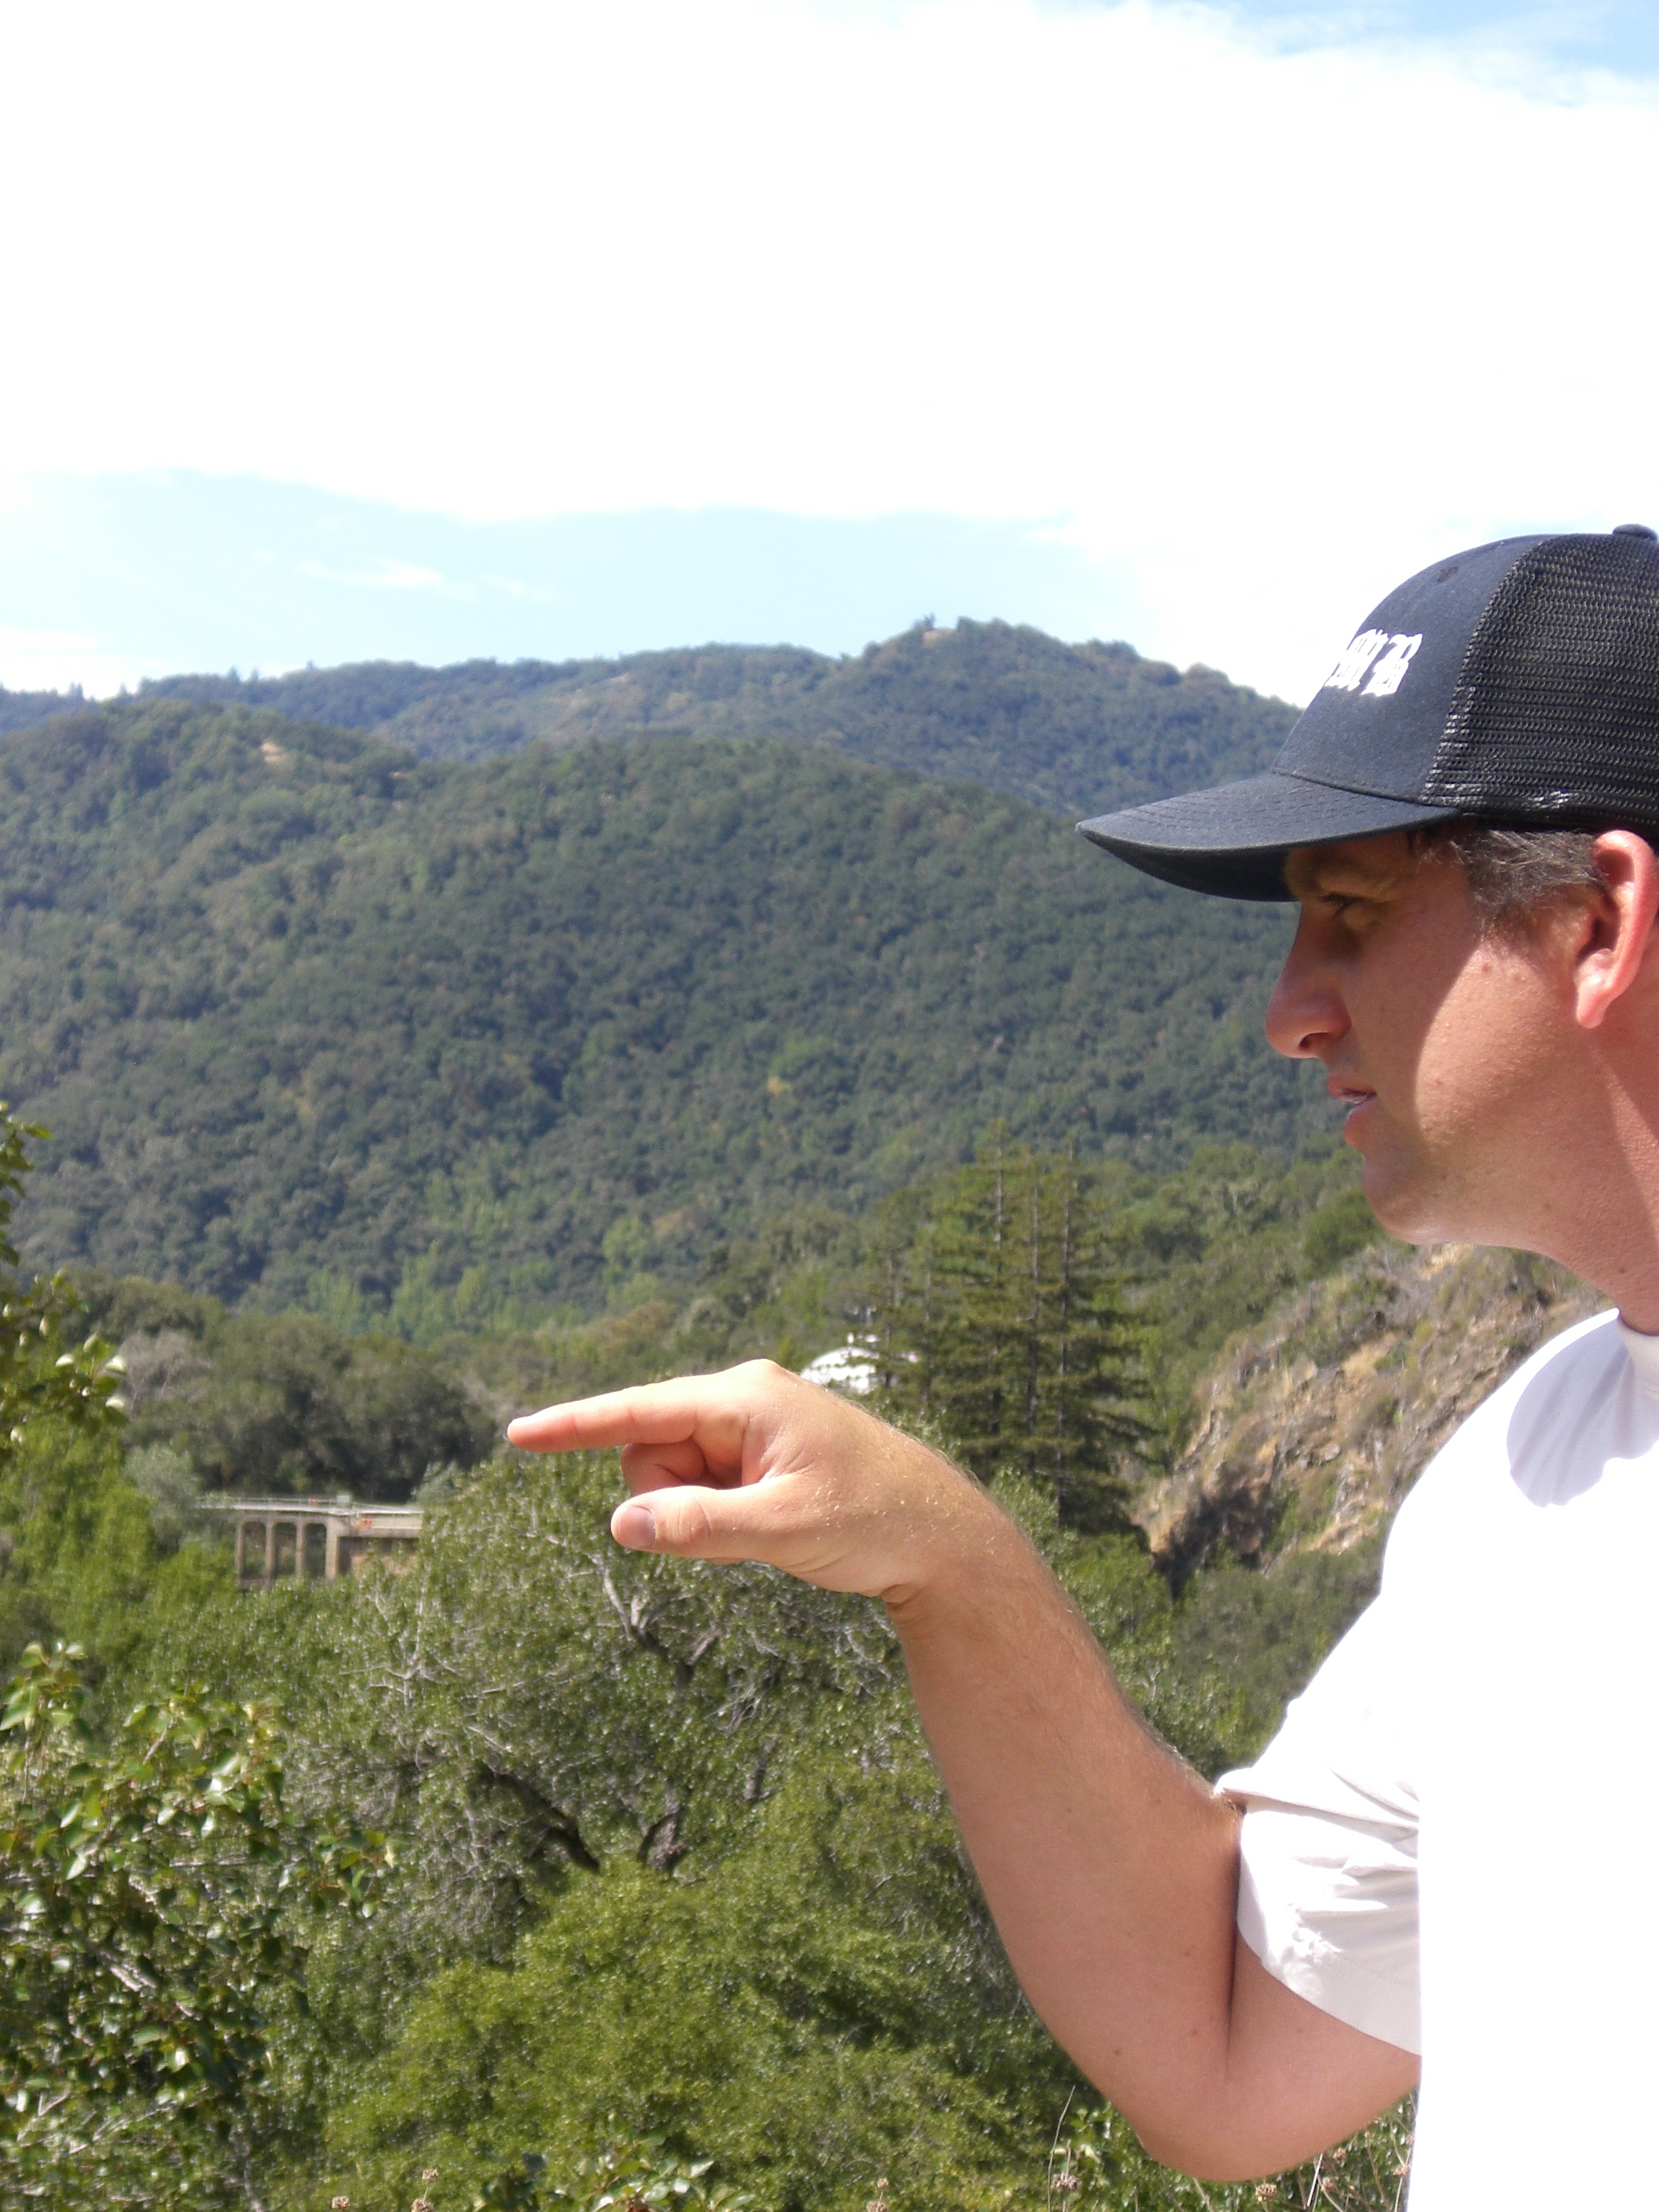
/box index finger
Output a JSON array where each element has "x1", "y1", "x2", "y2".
[{"x1": 505, "y1": 1373, "x2": 750, "y2": 1456}]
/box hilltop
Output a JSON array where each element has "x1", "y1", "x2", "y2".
[
  {"x1": 0, "y1": 696, "x2": 1320, "y2": 1322},
  {"x1": 0, "y1": 677, "x2": 90, "y2": 737},
  {"x1": 2, "y1": 617, "x2": 1298, "y2": 819}
]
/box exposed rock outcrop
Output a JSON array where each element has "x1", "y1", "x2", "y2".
[{"x1": 1141, "y1": 1243, "x2": 1605, "y2": 1582}]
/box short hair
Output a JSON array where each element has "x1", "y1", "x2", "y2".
[{"x1": 1413, "y1": 823, "x2": 1607, "y2": 932}]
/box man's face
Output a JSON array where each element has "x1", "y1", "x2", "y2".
[{"x1": 1266, "y1": 833, "x2": 1575, "y2": 1245}]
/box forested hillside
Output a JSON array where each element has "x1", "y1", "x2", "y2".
[
  {"x1": 0, "y1": 697, "x2": 1320, "y2": 1322},
  {"x1": 0, "y1": 632, "x2": 1434, "y2": 2210},
  {"x1": 0, "y1": 717, "x2": 1396, "y2": 2197},
  {"x1": 0, "y1": 679, "x2": 89, "y2": 738},
  {"x1": 0, "y1": 1086, "x2": 1423, "y2": 2207},
  {"x1": 2, "y1": 617, "x2": 1297, "y2": 819}
]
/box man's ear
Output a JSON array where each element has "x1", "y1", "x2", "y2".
[{"x1": 1574, "y1": 832, "x2": 1659, "y2": 1031}]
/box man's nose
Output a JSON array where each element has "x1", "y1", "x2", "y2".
[{"x1": 1265, "y1": 917, "x2": 1350, "y2": 1062}]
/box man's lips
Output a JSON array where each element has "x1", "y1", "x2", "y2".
[{"x1": 1327, "y1": 1079, "x2": 1375, "y2": 1110}]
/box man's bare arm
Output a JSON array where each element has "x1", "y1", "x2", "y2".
[{"x1": 507, "y1": 1361, "x2": 1417, "y2": 2177}]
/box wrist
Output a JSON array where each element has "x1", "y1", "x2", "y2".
[{"x1": 877, "y1": 1454, "x2": 1030, "y2": 1622}]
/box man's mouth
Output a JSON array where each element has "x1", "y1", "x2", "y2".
[{"x1": 1328, "y1": 1079, "x2": 1375, "y2": 1112}]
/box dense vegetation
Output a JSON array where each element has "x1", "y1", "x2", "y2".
[
  {"x1": 4, "y1": 1440, "x2": 1402, "y2": 2211},
  {"x1": 78, "y1": 1271, "x2": 496, "y2": 1500},
  {"x1": 61, "y1": 617, "x2": 1301, "y2": 823},
  {"x1": 2, "y1": 1435, "x2": 1407, "y2": 2212},
  {"x1": 0, "y1": 1061, "x2": 1418, "y2": 2211},
  {"x1": 865, "y1": 1139, "x2": 1144, "y2": 1531},
  {"x1": 0, "y1": 679, "x2": 89, "y2": 738},
  {"x1": 2, "y1": 1644, "x2": 394, "y2": 2205},
  {"x1": 0, "y1": 625, "x2": 1421, "y2": 2207},
  {"x1": 34, "y1": 1130, "x2": 1376, "y2": 1516},
  {"x1": 0, "y1": 698, "x2": 1326, "y2": 1322}
]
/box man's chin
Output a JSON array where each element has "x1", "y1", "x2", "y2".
[
  {"x1": 1353, "y1": 1119, "x2": 1543, "y2": 1251},
  {"x1": 1347, "y1": 1111, "x2": 1451, "y2": 1242},
  {"x1": 1356, "y1": 1151, "x2": 1441, "y2": 1246},
  {"x1": 1358, "y1": 1157, "x2": 1483, "y2": 1249}
]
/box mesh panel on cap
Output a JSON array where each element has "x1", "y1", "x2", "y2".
[{"x1": 1423, "y1": 533, "x2": 1659, "y2": 829}]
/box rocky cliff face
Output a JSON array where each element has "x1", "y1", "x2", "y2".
[{"x1": 1140, "y1": 1242, "x2": 1605, "y2": 1582}]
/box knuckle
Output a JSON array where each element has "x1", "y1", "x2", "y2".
[
  {"x1": 665, "y1": 1495, "x2": 715, "y2": 1551},
  {"x1": 734, "y1": 1356, "x2": 792, "y2": 1389}
]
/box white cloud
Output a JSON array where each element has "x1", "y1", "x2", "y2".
[
  {"x1": 294, "y1": 558, "x2": 452, "y2": 594},
  {"x1": 0, "y1": 628, "x2": 139, "y2": 698},
  {"x1": 1, "y1": 0, "x2": 1655, "y2": 696}
]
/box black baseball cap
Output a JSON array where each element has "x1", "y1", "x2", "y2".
[{"x1": 1078, "y1": 524, "x2": 1659, "y2": 901}]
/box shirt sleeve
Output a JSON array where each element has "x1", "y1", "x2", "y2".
[{"x1": 1217, "y1": 1593, "x2": 1423, "y2": 2055}]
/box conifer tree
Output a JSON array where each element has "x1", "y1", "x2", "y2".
[{"x1": 866, "y1": 1133, "x2": 1144, "y2": 1529}]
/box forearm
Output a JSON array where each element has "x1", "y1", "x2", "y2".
[
  {"x1": 507, "y1": 1364, "x2": 1415, "y2": 2174},
  {"x1": 886, "y1": 1492, "x2": 1241, "y2": 2139},
  {"x1": 889, "y1": 1482, "x2": 1418, "y2": 2174}
]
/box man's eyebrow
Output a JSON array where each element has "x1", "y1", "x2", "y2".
[
  {"x1": 1284, "y1": 851, "x2": 1401, "y2": 899},
  {"x1": 1284, "y1": 855, "x2": 1350, "y2": 898}
]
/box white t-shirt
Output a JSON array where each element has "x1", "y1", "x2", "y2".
[{"x1": 1219, "y1": 1307, "x2": 1659, "y2": 2210}]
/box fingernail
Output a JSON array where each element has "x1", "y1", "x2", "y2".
[{"x1": 613, "y1": 1502, "x2": 657, "y2": 1550}]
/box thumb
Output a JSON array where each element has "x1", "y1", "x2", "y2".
[{"x1": 611, "y1": 1480, "x2": 784, "y2": 1562}]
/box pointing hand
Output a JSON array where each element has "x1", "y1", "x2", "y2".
[{"x1": 506, "y1": 1359, "x2": 994, "y2": 1605}]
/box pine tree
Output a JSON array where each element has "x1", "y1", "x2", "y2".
[
  {"x1": 1032, "y1": 1144, "x2": 1144, "y2": 1529},
  {"x1": 928, "y1": 1127, "x2": 1019, "y2": 1470},
  {"x1": 866, "y1": 1133, "x2": 1144, "y2": 1529}
]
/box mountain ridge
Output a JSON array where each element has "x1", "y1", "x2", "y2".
[
  {"x1": 0, "y1": 696, "x2": 1318, "y2": 1320},
  {"x1": 2, "y1": 618, "x2": 1298, "y2": 822}
]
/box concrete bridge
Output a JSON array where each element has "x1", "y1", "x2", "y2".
[{"x1": 203, "y1": 1499, "x2": 424, "y2": 1589}]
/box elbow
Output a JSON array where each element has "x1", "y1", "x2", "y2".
[{"x1": 1120, "y1": 2108, "x2": 1298, "y2": 2185}]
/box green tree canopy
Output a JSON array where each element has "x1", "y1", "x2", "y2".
[
  {"x1": 868, "y1": 1137, "x2": 1144, "y2": 1528},
  {"x1": 0, "y1": 1643, "x2": 393, "y2": 2207},
  {"x1": 0, "y1": 1108, "x2": 123, "y2": 1463},
  {"x1": 0, "y1": 701, "x2": 1317, "y2": 1324}
]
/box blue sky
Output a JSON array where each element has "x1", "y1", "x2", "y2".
[
  {"x1": 0, "y1": 476, "x2": 1143, "y2": 691},
  {"x1": 1217, "y1": 0, "x2": 1658, "y2": 72},
  {"x1": 2, "y1": 0, "x2": 1656, "y2": 704}
]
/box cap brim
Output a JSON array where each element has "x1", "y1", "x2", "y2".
[{"x1": 1077, "y1": 771, "x2": 1461, "y2": 901}]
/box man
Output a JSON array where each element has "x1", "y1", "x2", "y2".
[{"x1": 508, "y1": 526, "x2": 1659, "y2": 2207}]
